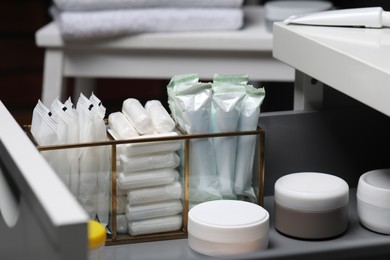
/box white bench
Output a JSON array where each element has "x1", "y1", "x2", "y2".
[{"x1": 35, "y1": 7, "x2": 294, "y2": 105}]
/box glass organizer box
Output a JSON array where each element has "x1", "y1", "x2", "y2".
[{"x1": 25, "y1": 125, "x2": 265, "y2": 245}]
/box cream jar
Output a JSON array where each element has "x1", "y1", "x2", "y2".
[
  {"x1": 357, "y1": 169, "x2": 390, "y2": 234},
  {"x1": 188, "y1": 200, "x2": 269, "y2": 256},
  {"x1": 274, "y1": 172, "x2": 349, "y2": 239}
]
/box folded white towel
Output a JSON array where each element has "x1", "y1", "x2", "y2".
[
  {"x1": 125, "y1": 199, "x2": 183, "y2": 221},
  {"x1": 127, "y1": 181, "x2": 183, "y2": 205},
  {"x1": 120, "y1": 152, "x2": 180, "y2": 173},
  {"x1": 118, "y1": 168, "x2": 179, "y2": 190},
  {"x1": 51, "y1": 7, "x2": 244, "y2": 40},
  {"x1": 54, "y1": 0, "x2": 244, "y2": 11},
  {"x1": 128, "y1": 214, "x2": 182, "y2": 236}
]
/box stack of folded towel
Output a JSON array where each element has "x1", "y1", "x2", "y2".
[
  {"x1": 109, "y1": 98, "x2": 184, "y2": 236},
  {"x1": 50, "y1": 0, "x2": 245, "y2": 40}
]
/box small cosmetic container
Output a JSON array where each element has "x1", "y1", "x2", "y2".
[
  {"x1": 274, "y1": 172, "x2": 349, "y2": 239},
  {"x1": 188, "y1": 200, "x2": 269, "y2": 256},
  {"x1": 357, "y1": 169, "x2": 390, "y2": 235}
]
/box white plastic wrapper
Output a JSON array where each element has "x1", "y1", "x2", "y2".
[
  {"x1": 114, "y1": 131, "x2": 182, "y2": 156},
  {"x1": 128, "y1": 214, "x2": 182, "y2": 236},
  {"x1": 125, "y1": 199, "x2": 183, "y2": 221},
  {"x1": 234, "y1": 86, "x2": 265, "y2": 202},
  {"x1": 145, "y1": 100, "x2": 176, "y2": 133},
  {"x1": 118, "y1": 168, "x2": 179, "y2": 190},
  {"x1": 116, "y1": 214, "x2": 128, "y2": 234},
  {"x1": 122, "y1": 98, "x2": 154, "y2": 135},
  {"x1": 31, "y1": 100, "x2": 68, "y2": 186},
  {"x1": 127, "y1": 181, "x2": 183, "y2": 205},
  {"x1": 108, "y1": 111, "x2": 139, "y2": 139},
  {"x1": 50, "y1": 98, "x2": 80, "y2": 197},
  {"x1": 76, "y1": 94, "x2": 99, "y2": 219},
  {"x1": 117, "y1": 195, "x2": 127, "y2": 214},
  {"x1": 210, "y1": 83, "x2": 246, "y2": 199},
  {"x1": 120, "y1": 152, "x2": 180, "y2": 173}
]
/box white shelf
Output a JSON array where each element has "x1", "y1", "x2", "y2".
[{"x1": 273, "y1": 22, "x2": 390, "y2": 117}]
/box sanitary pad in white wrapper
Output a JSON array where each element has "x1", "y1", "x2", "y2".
[
  {"x1": 118, "y1": 169, "x2": 179, "y2": 190},
  {"x1": 145, "y1": 100, "x2": 176, "y2": 133},
  {"x1": 122, "y1": 98, "x2": 154, "y2": 135},
  {"x1": 120, "y1": 152, "x2": 180, "y2": 173},
  {"x1": 125, "y1": 199, "x2": 183, "y2": 221},
  {"x1": 127, "y1": 181, "x2": 183, "y2": 205},
  {"x1": 128, "y1": 214, "x2": 182, "y2": 236},
  {"x1": 108, "y1": 111, "x2": 139, "y2": 139}
]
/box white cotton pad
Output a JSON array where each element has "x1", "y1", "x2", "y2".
[{"x1": 188, "y1": 200, "x2": 269, "y2": 256}]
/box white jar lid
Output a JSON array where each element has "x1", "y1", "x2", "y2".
[
  {"x1": 265, "y1": 0, "x2": 333, "y2": 21},
  {"x1": 275, "y1": 172, "x2": 349, "y2": 212},
  {"x1": 188, "y1": 200, "x2": 269, "y2": 243},
  {"x1": 357, "y1": 169, "x2": 390, "y2": 209}
]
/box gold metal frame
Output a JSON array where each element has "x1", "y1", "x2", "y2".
[{"x1": 24, "y1": 125, "x2": 265, "y2": 245}]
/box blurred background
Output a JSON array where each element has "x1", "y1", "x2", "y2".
[{"x1": 1, "y1": 0, "x2": 389, "y2": 125}]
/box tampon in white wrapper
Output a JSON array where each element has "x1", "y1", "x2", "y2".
[
  {"x1": 125, "y1": 199, "x2": 183, "y2": 221},
  {"x1": 108, "y1": 112, "x2": 139, "y2": 139},
  {"x1": 120, "y1": 152, "x2": 180, "y2": 173},
  {"x1": 118, "y1": 168, "x2": 179, "y2": 190},
  {"x1": 128, "y1": 214, "x2": 182, "y2": 236},
  {"x1": 116, "y1": 214, "x2": 128, "y2": 234},
  {"x1": 127, "y1": 181, "x2": 183, "y2": 205},
  {"x1": 122, "y1": 98, "x2": 154, "y2": 135},
  {"x1": 145, "y1": 100, "x2": 176, "y2": 133},
  {"x1": 116, "y1": 195, "x2": 127, "y2": 214}
]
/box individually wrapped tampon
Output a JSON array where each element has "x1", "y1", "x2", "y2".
[
  {"x1": 122, "y1": 98, "x2": 154, "y2": 135},
  {"x1": 145, "y1": 100, "x2": 176, "y2": 133}
]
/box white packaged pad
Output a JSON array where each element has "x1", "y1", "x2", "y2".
[
  {"x1": 145, "y1": 100, "x2": 176, "y2": 133},
  {"x1": 128, "y1": 214, "x2": 182, "y2": 236},
  {"x1": 127, "y1": 181, "x2": 183, "y2": 205},
  {"x1": 108, "y1": 111, "x2": 139, "y2": 139},
  {"x1": 125, "y1": 199, "x2": 183, "y2": 221},
  {"x1": 120, "y1": 152, "x2": 180, "y2": 173},
  {"x1": 118, "y1": 169, "x2": 179, "y2": 190},
  {"x1": 122, "y1": 98, "x2": 154, "y2": 135}
]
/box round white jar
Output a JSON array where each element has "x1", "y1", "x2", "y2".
[
  {"x1": 188, "y1": 200, "x2": 269, "y2": 256},
  {"x1": 274, "y1": 172, "x2": 349, "y2": 239},
  {"x1": 357, "y1": 169, "x2": 390, "y2": 234}
]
